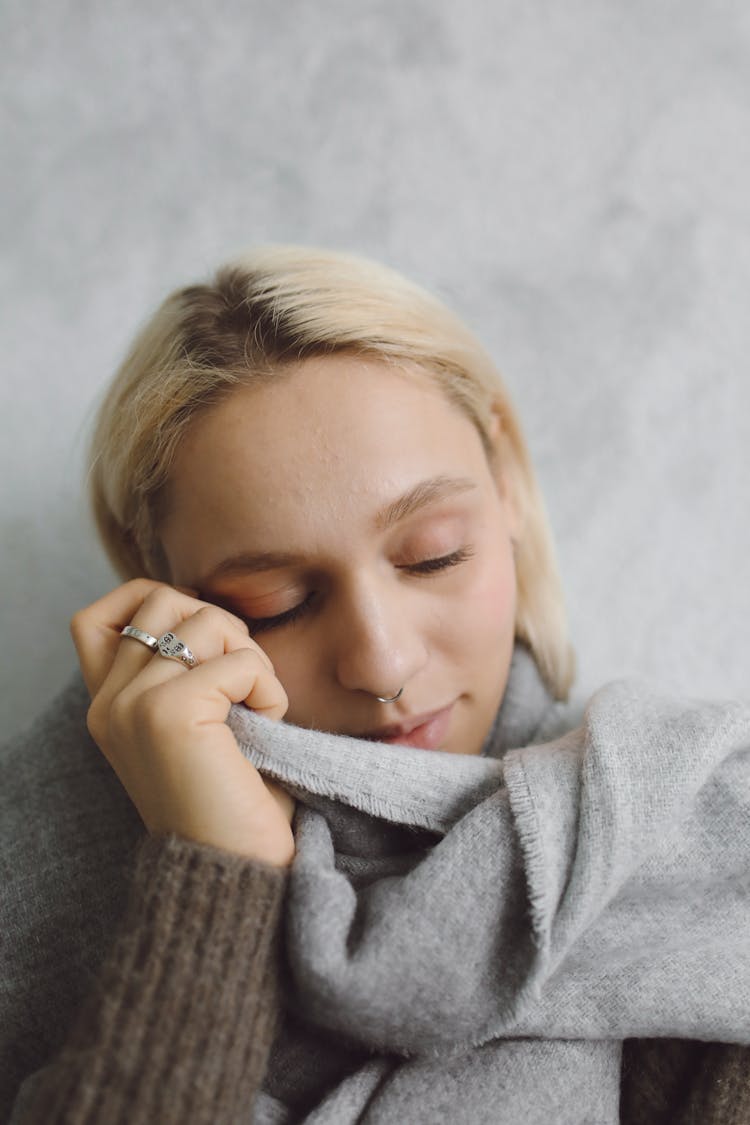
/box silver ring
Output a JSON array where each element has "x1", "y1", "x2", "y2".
[
  {"x1": 156, "y1": 631, "x2": 199, "y2": 668},
  {"x1": 374, "y1": 687, "x2": 404, "y2": 704},
  {"x1": 120, "y1": 625, "x2": 159, "y2": 651}
]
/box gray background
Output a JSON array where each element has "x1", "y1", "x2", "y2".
[{"x1": 2, "y1": 0, "x2": 749, "y2": 738}]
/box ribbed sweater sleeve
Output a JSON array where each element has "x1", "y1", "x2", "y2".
[
  {"x1": 14, "y1": 834, "x2": 287, "y2": 1125},
  {"x1": 620, "y1": 1038, "x2": 750, "y2": 1125}
]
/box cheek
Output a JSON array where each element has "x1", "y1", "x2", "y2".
[
  {"x1": 462, "y1": 542, "x2": 517, "y2": 637},
  {"x1": 255, "y1": 635, "x2": 322, "y2": 723},
  {"x1": 427, "y1": 555, "x2": 516, "y2": 675}
]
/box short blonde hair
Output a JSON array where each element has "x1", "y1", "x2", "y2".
[{"x1": 89, "y1": 246, "x2": 574, "y2": 699}]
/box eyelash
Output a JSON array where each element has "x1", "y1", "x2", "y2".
[
  {"x1": 243, "y1": 547, "x2": 474, "y2": 634},
  {"x1": 244, "y1": 593, "x2": 316, "y2": 635},
  {"x1": 400, "y1": 546, "x2": 474, "y2": 575}
]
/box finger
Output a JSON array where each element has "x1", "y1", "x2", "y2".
[
  {"x1": 142, "y1": 648, "x2": 289, "y2": 727},
  {"x1": 71, "y1": 578, "x2": 166, "y2": 696},
  {"x1": 105, "y1": 591, "x2": 263, "y2": 699},
  {"x1": 108, "y1": 603, "x2": 275, "y2": 706}
]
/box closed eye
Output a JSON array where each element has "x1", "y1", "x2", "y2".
[
  {"x1": 400, "y1": 546, "x2": 474, "y2": 575},
  {"x1": 223, "y1": 547, "x2": 474, "y2": 634},
  {"x1": 240, "y1": 592, "x2": 316, "y2": 635}
]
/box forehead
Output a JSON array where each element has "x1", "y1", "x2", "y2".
[
  {"x1": 187, "y1": 352, "x2": 476, "y2": 456},
  {"x1": 160, "y1": 355, "x2": 491, "y2": 575}
]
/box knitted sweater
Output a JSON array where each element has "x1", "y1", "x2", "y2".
[
  {"x1": 0, "y1": 679, "x2": 285, "y2": 1125},
  {"x1": 1, "y1": 656, "x2": 749, "y2": 1123},
  {"x1": 10, "y1": 837, "x2": 285, "y2": 1124}
]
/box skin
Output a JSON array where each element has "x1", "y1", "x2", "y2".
[{"x1": 72, "y1": 355, "x2": 520, "y2": 866}]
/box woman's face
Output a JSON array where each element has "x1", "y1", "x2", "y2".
[{"x1": 160, "y1": 355, "x2": 520, "y2": 755}]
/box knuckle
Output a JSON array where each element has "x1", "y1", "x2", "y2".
[
  {"x1": 126, "y1": 577, "x2": 164, "y2": 596},
  {"x1": 69, "y1": 610, "x2": 85, "y2": 641},
  {"x1": 142, "y1": 585, "x2": 177, "y2": 614},
  {"x1": 235, "y1": 643, "x2": 267, "y2": 668},
  {"x1": 226, "y1": 610, "x2": 250, "y2": 635},
  {"x1": 196, "y1": 604, "x2": 248, "y2": 633},
  {"x1": 238, "y1": 646, "x2": 282, "y2": 688},
  {"x1": 70, "y1": 603, "x2": 98, "y2": 639},
  {"x1": 194, "y1": 604, "x2": 221, "y2": 621}
]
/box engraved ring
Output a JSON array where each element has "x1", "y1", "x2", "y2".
[
  {"x1": 120, "y1": 625, "x2": 159, "y2": 650},
  {"x1": 156, "y1": 631, "x2": 199, "y2": 668}
]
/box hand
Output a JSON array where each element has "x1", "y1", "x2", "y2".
[{"x1": 71, "y1": 579, "x2": 295, "y2": 866}]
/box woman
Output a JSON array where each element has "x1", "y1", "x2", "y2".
[{"x1": 1, "y1": 248, "x2": 748, "y2": 1124}]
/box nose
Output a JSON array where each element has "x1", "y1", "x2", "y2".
[{"x1": 332, "y1": 576, "x2": 428, "y2": 700}]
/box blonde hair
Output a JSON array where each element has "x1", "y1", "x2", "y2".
[{"x1": 89, "y1": 245, "x2": 574, "y2": 698}]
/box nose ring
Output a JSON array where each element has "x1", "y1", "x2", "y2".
[{"x1": 374, "y1": 687, "x2": 404, "y2": 704}]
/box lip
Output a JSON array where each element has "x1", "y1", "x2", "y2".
[{"x1": 358, "y1": 703, "x2": 455, "y2": 751}]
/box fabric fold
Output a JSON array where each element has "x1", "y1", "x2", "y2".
[{"x1": 230, "y1": 652, "x2": 750, "y2": 1123}]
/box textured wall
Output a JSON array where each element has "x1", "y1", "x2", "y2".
[{"x1": 2, "y1": 0, "x2": 749, "y2": 737}]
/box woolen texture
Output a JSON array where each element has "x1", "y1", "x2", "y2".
[
  {"x1": 226, "y1": 648, "x2": 750, "y2": 1124},
  {"x1": 2, "y1": 651, "x2": 749, "y2": 1123},
  {"x1": 621, "y1": 1038, "x2": 750, "y2": 1125},
  {"x1": 9, "y1": 835, "x2": 286, "y2": 1124}
]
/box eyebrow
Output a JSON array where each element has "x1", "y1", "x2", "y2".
[
  {"x1": 199, "y1": 475, "x2": 478, "y2": 586},
  {"x1": 373, "y1": 474, "x2": 477, "y2": 531}
]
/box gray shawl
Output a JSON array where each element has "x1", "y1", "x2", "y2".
[{"x1": 225, "y1": 647, "x2": 750, "y2": 1125}]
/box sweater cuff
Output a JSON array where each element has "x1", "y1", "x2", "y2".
[
  {"x1": 132, "y1": 830, "x2": 288, "y2": 933},
  {"x1": 35, "y1": 834, "x2": 287, "y2": 1125}
]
